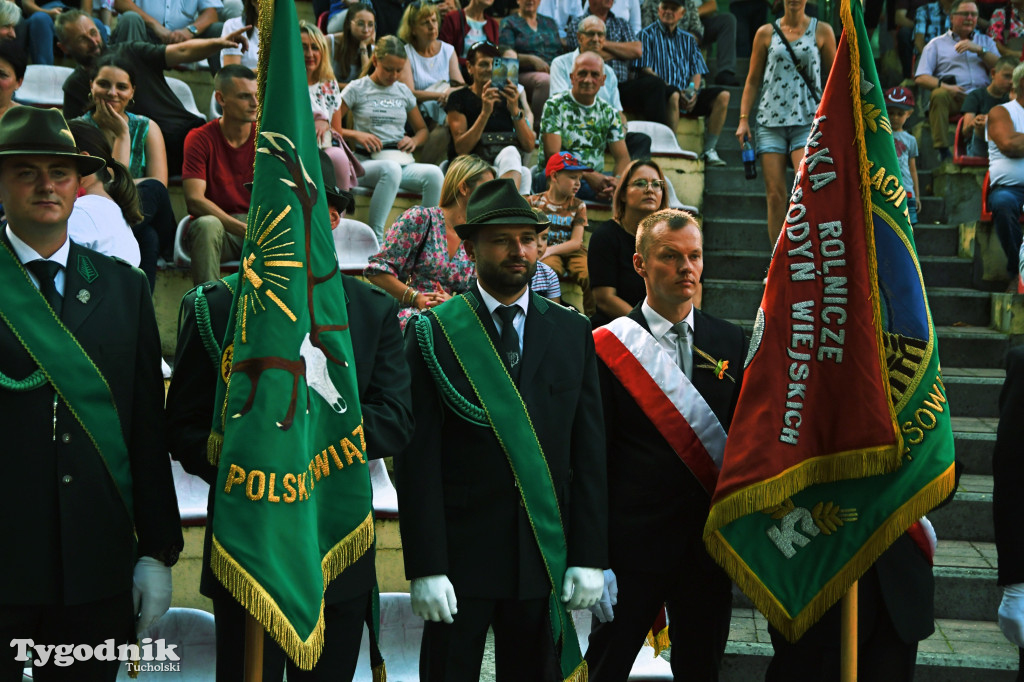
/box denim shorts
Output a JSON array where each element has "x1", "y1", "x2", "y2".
[{"x1": 755, "y1": 122, "x2": 814, "y2": 155}]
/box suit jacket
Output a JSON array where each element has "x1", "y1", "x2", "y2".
[
  {"x1": 397, "y1": 290, "x2": 607, "y2": 600},
  {"x1": 165, "y1": 274, "x2": 414, "y2": 602},
  {"x1": 598, "y1": 304, "x2": 746, "y2": 573},
  {"x1": 0, "y1": 238, "x2": 182, "y2": 606},
  {"x1": 994, "y1": 344, "x2": 1024, "y2": 585}
]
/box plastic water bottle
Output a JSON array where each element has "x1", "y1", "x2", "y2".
[
  {"x1": 683, "y1": 81, "x2": 696, "y2": 101},
  {"x1": 742, "y1": 138, "x2": 757, "y2": 180}
]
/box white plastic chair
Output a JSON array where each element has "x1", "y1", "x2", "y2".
[
  {"x1": 334, "y1": 218, "x2": 380, "y2": 274},
  {"x1": 664, "y1": 181, "x2": 699, "y2": 215},
  {"x1": 173, "y1": 216, "x2": 242, "y2": 272},
  {"x1": 626, "y1": 120, "x2": 698, "y2": 159},
  {"x1": 354, "y1": 593, "x2": 423, "y2": 681},
  {"x1": 165, "y1": 76, "x2": 204, "y2": 119},
  {"x1": 114, "y1": 608, "x2": 216, "y2": 680},
  {"x1": 13, "y1": 65, "x2": 74, "y2": 107},
  {"x1": 208, "y1": 91, "x2": 222, "y2": 121}
]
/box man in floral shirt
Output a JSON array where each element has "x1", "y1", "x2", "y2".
[{"x1": 539, "y1": 51, "x2": 631, "y2": 201}]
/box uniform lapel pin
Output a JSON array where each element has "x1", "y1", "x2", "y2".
[{"x1": 76, "y1": 289, "x2": 90, "y2": 304}]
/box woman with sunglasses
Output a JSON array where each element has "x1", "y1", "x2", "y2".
[
  {"x1": 398, "y1": 1, "x2": 465, "y2": 126},
  {"x1": 735, "y1": 0, "x2": 835, "y2": 248},
  {"x1": 440, "y1": 0, "x2": 500, "y2": 71},
  {"x1": 588, "y1": 159, "x2": 669, "y2": 327},
  {"x1": 340, "y1": 35, "x2": 445, "y2": 240},
  {"x1": 334, "y1": 3, "x2": 377, "y2": 86}
]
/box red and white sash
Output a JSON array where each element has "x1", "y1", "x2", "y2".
[{"x1": 594, "y1": 317, "x2": 727, "y2": 494}]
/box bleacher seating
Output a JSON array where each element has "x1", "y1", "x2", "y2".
[
  {"x1": 14, "y1": 65, "x2": 74, "y2": 108},
  {"x1": 953, "y1": 117, "x2": 987, "y2": 167}
]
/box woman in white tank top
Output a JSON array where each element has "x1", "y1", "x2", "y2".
[{"x1": 734, "y1": 0, "x2": 836, "y2": 249}]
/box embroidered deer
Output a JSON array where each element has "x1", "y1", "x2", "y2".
[{"x1": 231, "y1": 132, "x2": 349, "y2": 430}]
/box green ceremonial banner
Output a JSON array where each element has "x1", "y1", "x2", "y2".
[
  {"x1": 207, "y1": 0, "x2": 372, "y2": 668},
  {"x1": 703, "y1": 0, "x2": 956, "y2": 641}
]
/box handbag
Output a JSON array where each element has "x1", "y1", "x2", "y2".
[
  {"x1": 771, "y1": 20, "x2": 821, "y2": 104},
  {"x1": 479, "y1": 130, "x2": 518, "y2": 162}
]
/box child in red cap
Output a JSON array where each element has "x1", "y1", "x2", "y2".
[{"x1": 884, "y1": 86, "x2": 921, "y2": 225}]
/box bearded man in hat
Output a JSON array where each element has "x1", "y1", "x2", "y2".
[
  {"x1": 397, "y1": 177, "x2": 607, "y2": 681},
  {"x1": 166, "y1": 155, "x2": 414, "y2": 682},
  {"x1": 0, "y1": 106, "x2": 183, "y2": 680}
]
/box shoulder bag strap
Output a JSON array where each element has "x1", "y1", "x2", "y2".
[{"x1": 772, "y1": 20, "x2": 821, "y2": 104}]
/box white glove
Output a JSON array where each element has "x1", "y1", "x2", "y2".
[
  {"x1": 132, "y1": 556, "x2": 173, "y2": 638},
  {"x1": 588, "y1": 569, "x2": 618, "y2": 623},
  {"x1": 561, "y1": 566, "x2": 604, "y2": 610},
  {"x1": 411, "y1": 575, "x2": 458, "y2": 624},
  {"x1": 998, "y1": 583, "x2": 1024, "y2": 648}
]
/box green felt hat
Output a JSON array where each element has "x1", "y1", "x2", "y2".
[
  {"x1": 0, "y1": 107, "x2": 105, "y2": 176},
  {"x1": 454, "y1": 178, "x2": 550, "y2": 240}
]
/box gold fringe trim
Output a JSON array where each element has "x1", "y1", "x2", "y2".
[
  {"x1": 372, "y1": 661, "x2": 387, "y2": 682},
  {"x1": 645, "y1": 626, "x2": 671, "y2": 657},
  {"x1": 705, "y1": 462, "x2": 955, "y2": 643},
  {"x1": 705, "y1": 442, "x2": 899, "y2": 533},
  {"x1": 843, "y1": 0, "x2": 906, "y2": 465},
  {"x1": 210, "y1": 511, "x2": 374, "y2": 670},
  {"x1": 207, "y1": 431, "x2": 223, "y2": 466},
  {"x1": 565, "y1": 659, "x2": 588, "y2": 682},
  {"x1": 254, "y1": 0, "x2": 274, "y2": 143}
]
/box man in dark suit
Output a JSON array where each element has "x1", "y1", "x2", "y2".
[
  {"x1": 995, "y1": 345, "x2": 1024, "y2": 680},
  {"x1": 0, "y1": 106, "x2": 183, "y2": 681},
  {"x1": 585, "y1": 208, "x2": 745, "y2": 681},
  {"x1": 398, "y1": 178, "x2": 607, "y2": 681},
  {"x1": 165, "y1": 177, "x2": 414, "y2": 682}
]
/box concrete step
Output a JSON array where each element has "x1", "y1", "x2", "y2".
[
  {"x1": 936, "y1": 327, "x2": 1011, "y2": 370},
  {"x1": 701, "y1": 280, "x2": 992, "y2": 328},
  {"x1": 721, "y1": 611, "x2": 1020, "y2": 682},
  {"x1": 704, "y1": 249, "x2": 771, "y2": 281},
  {"x1": 929, "y1": 474, "x2": 993, "y2": 544},
  {"x1": 914, "y1": 223, "x2": 960, "y2": 257},
  {"x1": 942, "y1": 368, "x2": 1006, "y2": 419},
  {"x1": 922, "y1": 255, "x2": 976, "y2": 289},
  {"x1": 704, "y1": 190, "x2": 946, "y2": 225}
]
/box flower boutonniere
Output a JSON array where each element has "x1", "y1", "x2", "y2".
[{"x1": 692, "y1": 346, "x2": 735, "y2": 383}]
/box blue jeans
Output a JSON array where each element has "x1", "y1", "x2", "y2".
[
  {"x1": 988, "y1": 183, "x2": 1024, "y2": 278},
  {"x1": 26, "y1": 3, "x2": 108, "y2": 65}
]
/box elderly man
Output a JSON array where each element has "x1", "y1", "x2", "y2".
[
  {"x1": 541, "y1": 51, "x2": 631, "y2": 200},
  {"x1": 641, "y1": 0, "x2": 738, "y2": 85},
  {"x1": 110, "y1": 0, "x2": 225, "y2": 72},
  {"x1": 398, "y1": 179, "x2": 607, "y2": 681},
  {"x1": 914, "y1": 0, "x2": 997, "y2": 161},
  {"x1": 551, "y1": 15, "x2": 653, "y2": 161},
  {"x1": 0, "y1": 106, "x2": 182, "y2": 680},
  {"x1": 638, "y1": 0, "x2": 730, "y2": 162},
  {"x1": 56, "y1": 9, "x2": 248, "y2": 175},
  {"x1": 17, "y1": 0, "x2": 106, "y2": 65},
  {"x1": 585, "y1": 208, "x2": 745, "y2": 681},
  {"x1": 986, "y1": 60, "x2": 1024, "y2": 292},
  {"x1": 565, "y1": 0, "x2": 676, "y2": 127}
]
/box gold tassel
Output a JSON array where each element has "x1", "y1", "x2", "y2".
[
  {"x1": 126, "y1": 640, "x2": 140, "y2": 678},
  {"x1": 209, "y1": 513, "x2": 375, "y2": 670},
  {"x1": 645, "y1": 626, "x2": 671, "y2": 657},
  {"x1": 372, "y1": 661, "x2": 387, "y2": 682},
  {"x1": 207, "y1": 431, "x2": 223, "y2": 466},
  {"x1": 705, "y1": 463, "x2": 956, "y2": 643},
  {"x1": 564, "y1": 660, "x2": 588, "y2": 682}
]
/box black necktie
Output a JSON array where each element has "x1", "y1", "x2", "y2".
[
  {"x1": 26, "y1": 260, "x2": 62, "y2": 316},
  {"x1": 495, "y1": 305, "x2": 521, "y2": 382}
]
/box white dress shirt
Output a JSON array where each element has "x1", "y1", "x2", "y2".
[
  {"x1": 6, "y1": 225, "x2": 70, "y2": 296},
  {"x1": 641, "y1": 298, "x2": 694, "y2": 369},
  {"x1": 477, "y1": 282, "x2": 529, "y2": 354}
]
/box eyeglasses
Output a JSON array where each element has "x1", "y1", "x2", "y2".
[
  {"x1": 629, "y1": 178, "x2": 665, "y2": 191},
  {"x1": 579, "y1": 30, "x2": 606, "y2": 37},
  {"x1": 470, "y1": 40, "x2": 497, "y2": 51}
]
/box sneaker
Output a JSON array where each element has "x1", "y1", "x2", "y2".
[
  {"x1": 702, "y1": 149, "x2": 726, "y2": 166},
  {"x1": 937, "y1": 147, "x2": 952, "y2": 163}
]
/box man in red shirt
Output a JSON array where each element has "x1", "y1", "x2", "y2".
[{"x1": 182, "y1": 64, "x2": 258, "y2": 284}]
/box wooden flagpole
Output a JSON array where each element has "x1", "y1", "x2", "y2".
[
  {"x1": 244, "y1": 613, "x2": 264, "y2": 681},
  {"x1": 840, "y1": 581, "x2": 858, "y2": 682}
]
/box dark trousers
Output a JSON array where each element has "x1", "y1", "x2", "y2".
[
  {"x1": 586, "y1": 563, "x2": 732, "y2": 681},
  {"x1": 619, "y1": 74, "x2": 672, "y2": 127},
  {"x1": 212, "y1": 590, "x2": 368, "y2": 682},
  {"x1": 135, "y1": 179, "x2": 178, "y2": 291},
  {"x1": 164, "y1": 119, "x2": 207, "y2": 178},
  {"x1": 420, "y1": 596, "x2": 559, "y2": 681},
  {"x1": 626, "y1": 131, "x2": 652, "y2": 161},
  {"x1": 988, "y1": 183, "x2": 1024, "y2": 279},
  {"x1": 0, "y1": 591, "x2": 133, "y2": 682},
  {"x1": 765, "y1": 568, "x2": 918, "y2": 682}
]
